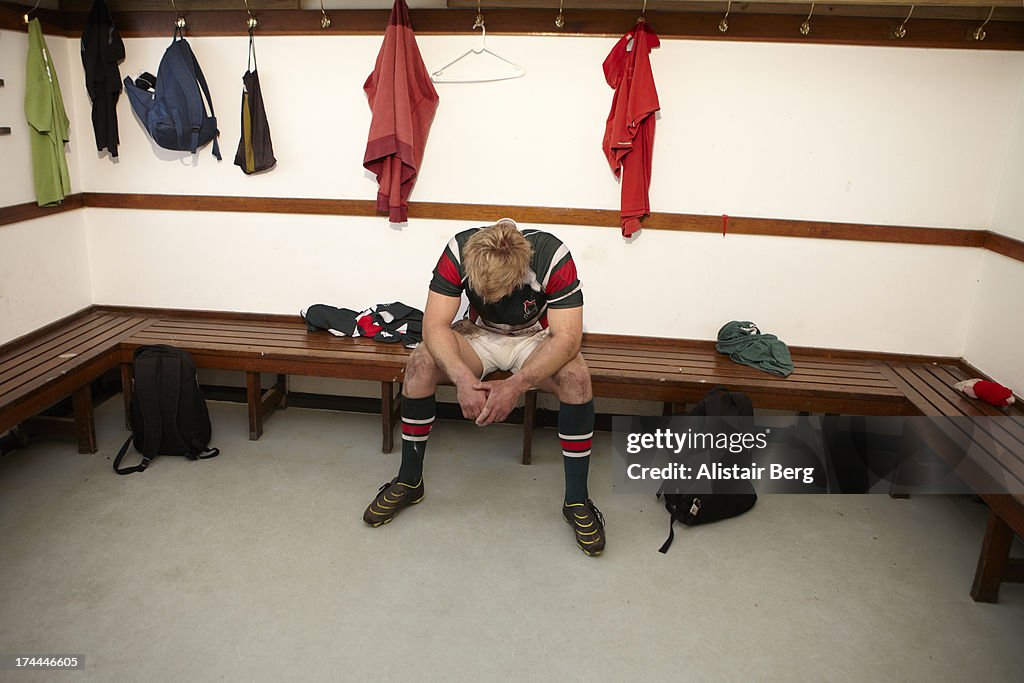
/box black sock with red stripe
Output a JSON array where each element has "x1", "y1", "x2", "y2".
[
  {"x1": 398, "y1": 395, "x2": 435, "y2": 485},
  {"x1": 559, "y1": 399, "x2": 594, "y2": 504}
]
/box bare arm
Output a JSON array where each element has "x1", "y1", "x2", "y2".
[{"x1": 422, "y1": 290, "x2": 477, "y2": 386}]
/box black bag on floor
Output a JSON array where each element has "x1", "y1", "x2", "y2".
[
  {"x1": 114, "y1": 345, "x2": 219, "y2": 475},
  {"x1": 657, "y1": 387, "x2": 757, "y2": 553}
]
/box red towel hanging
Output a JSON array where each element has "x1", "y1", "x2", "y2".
[
  {"x1": 363, "y1": 0, "x2": 439, "y2": 223},
  {"x1": 602, "y1": 20, "x2": 660, "y2": 238}
]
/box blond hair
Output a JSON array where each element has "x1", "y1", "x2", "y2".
[{"x1": 463, "y1": 220, "x2": 533, "y2": 304}]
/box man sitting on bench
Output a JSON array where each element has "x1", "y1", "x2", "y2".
[{"x1": 363, "y1": 218, "x2": 605, "y2": 556}]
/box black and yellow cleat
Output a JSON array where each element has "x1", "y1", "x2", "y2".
[
  {"x1": 562, "y1": 499, "x2": 606, "y2": 556},
  {"x1": 363, "y1": 478, "x2": 424, "y2": 527}
]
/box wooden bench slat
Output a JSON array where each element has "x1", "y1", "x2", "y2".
[
  {"x1": 580, "y1": 342, "x2": 881, "y2": 374},
  {"x1": 121, "y1": 337, "x2": 409, "y2": 369},
  {"x1": 590, "y1": 367, "x2": 904, "y2": 399},
  {"x1": 152, "y1": 317, "x2": 305, "y2": 331},
  {"x1": 884, "y1": 362, "x2": 1024, "y2": 488},
  {"x1": 0, "y1": 312, "x2": 122, "y2": 379},
  {"x1": 148, "y1": 319, "x2": 316, "y2": 338},
  {"x1": 0, "y1": 316, "x2": 153, "y2": 400},
  {"x1": 128, "y1": 331, "x2": 412, "y2": 357},
  {"x1": 580, "y1": 346, "x2": 889, "y2": 377},
  {"x1": 907, "y1": 365, "x2": 1024, "y2": 470},
  {"x1": 582, "y1": 354, "x2": 895, "y2": 389},
  {"x1": 124, "y1": 333, "x2": 410, "y2": 360}
]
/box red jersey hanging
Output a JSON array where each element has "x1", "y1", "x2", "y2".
[
  {"x1": 363, "y1": 0, "x2": 439, "y2": 223},
  {"x1": 602, "y1": 20, "x2": 660, "y2": 238}
]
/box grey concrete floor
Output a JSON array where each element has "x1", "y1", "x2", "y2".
[{"x1": 1, "y1": 398, "x2": 1023, "y2": 682}]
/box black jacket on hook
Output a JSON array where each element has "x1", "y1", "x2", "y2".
[{"x1": 80, "y1": 0, "x2": 125, "y2": 157}]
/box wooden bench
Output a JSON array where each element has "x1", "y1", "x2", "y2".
[
  {"x1": 0, "y1": 310, "x2": 155, "y2": 453},
  {"x1": 878, "y1": 360, "x2": 1024, "y2": 603},
  {"x1": 116, "y1": 313, "x2": 408, "y2": 452},
  {"x1": 4, "y1": 306, "x2": 1022, "y2": 603}
]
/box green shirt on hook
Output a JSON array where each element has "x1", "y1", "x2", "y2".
[{"x1": 25, "y1": 18, "x2": 72, "y2": 207}]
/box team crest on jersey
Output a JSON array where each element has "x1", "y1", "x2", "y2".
[{"x1": 523, "y1": 299, "x2": 538, "y2": 318}]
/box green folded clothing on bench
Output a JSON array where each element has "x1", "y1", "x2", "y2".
[{"x1": 716, "y1": 320, "x2": 794, "y2": 377}]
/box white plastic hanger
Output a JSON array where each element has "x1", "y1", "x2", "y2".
[{"x1": 430, "y1": 10, "x2": 525, "y2": 84}]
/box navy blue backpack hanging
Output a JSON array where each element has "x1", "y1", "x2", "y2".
[{"x1": 123, "y1": 26, "x2": 221, "y2": 159}]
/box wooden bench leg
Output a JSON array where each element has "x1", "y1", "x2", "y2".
[
  {"x1": 971, "y1": 509, "x2": 1016, "y2": 603},
  {"x1": 247, "y1": 371, "x2": 263, "y2": 441},
  {"x1": 247, "y1": 372, "x2": 288, "y2": 441},
  {"x1": 889, "y1": 425, "x2": 917, "y2": 499},
  {"x1": 522, "y1": 389, "x2": 537, "y2": 465},
  {"x1": 276, "y1": 374, "x2": 288, "y2": 410},
  {"x1": 72, "y1": 385, "x2": 97, "y2": 454},
  {"x1": 121, "y1": 362, "x2": 133, "y2": 431},
  {"x1": 381, "y1": 382, "x2": 401, "y2": 454}
]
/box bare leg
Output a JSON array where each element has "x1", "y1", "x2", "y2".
[{"x1": 403, "y1": 334, "x2": 485, "y2": 399}]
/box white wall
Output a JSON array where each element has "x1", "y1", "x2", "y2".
[
  {"x1": 964, "y1": 252, "x2": 1024, "y2": 396},
  {"x1": 70, "y1": 35, "x2": 1022, "y2": 229},
  {"x1": 990, "y1": 69, "x2": 1024, "y2": 242},
  {"x1": 0, "y1": 212, "x2": 93, "y2": 343},
  {"x1": 0, "y1": 30, "x2": 91, "y2": 345},
  {"x1": 85, "y1": 208, "x2": 981, "y2": 355},
  {"x1": 965, "y1": 70, "x2": 1024, "y2": 396},
  {"x1": 4, "y1": 28, "x2": 1023, "y2": 362}
]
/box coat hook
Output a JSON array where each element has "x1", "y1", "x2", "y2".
[
  {"x1": 555, "y1": 0, "x2": 565, "y2": 29},
  {"x1": 894, "y1": 5, "x2": 914, "y2": 39},
  {"x1": 170, "y1": 0, "x2": 185, "y2": 30},
  {"x1": 320, "y1": 0, "x2": 331, "y2": 29},
  {"x1": 800, "y1": 3, "x2": 815, "y2": 36},
  {"x1": 23, "y1": 0, "x2": 40, "y2": 24},
  {"x1": 973, "y1": 6, "x2": 995, "y2": 41},
  {"x1": 639, "y1": 0, "x2": 648, "y2": 23},
  {"x1": 244, "y1": 0, "x2": 258, "y2": 31},
  {"x1": 474, "y1": 0, "x2": 484, "y2": 30},
  {"x1": 719, "y1": 1, "x2": 732, "y2": 33}
]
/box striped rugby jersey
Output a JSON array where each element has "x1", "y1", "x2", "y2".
[{"x1": 429, "y1": 227, "x2": 583, "y2": 334}]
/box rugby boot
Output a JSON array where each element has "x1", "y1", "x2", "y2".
[
  {"x1": 562, "y1": 498, "x2": 606, "y2": 556},
  {"x1": 363, "y1": 478, "x2": 424, "y2": 527}
]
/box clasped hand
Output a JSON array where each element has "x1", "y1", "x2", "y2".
[{"x1": 457, "y1": 377, "x2": 524, "y2": 426}]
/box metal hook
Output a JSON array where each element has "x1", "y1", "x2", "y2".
[
  {"x1": 719, "y1": 1, "x2": 732, "y2": 33},
  {"x1": 639, "y1": 0, "x2": 648, "y2": 23},
  {"x1": 555, "y1": 0, "x2": 565, "y2": 29},
  {"x1": 894, "y1": 5, "x2": 914, "y2": 39},
  {"x1": 473, "y1": 0, "x2": 484, "y2": 30},
  {"x1": 170, "y1": 0, "x2": 186, "y2": 30},
  {"x1": 973, "y1": 6, "x2": 995, "y2": 41},
  {"x1": 23, "y1": 0, "x2": 40, "y2": 25},
  {"x1": 320, "y1": 0, "x2": 331, "y2": 29},
  {"x1": 244, "y1": 0, "x2": 258, "y2": 32},
  {"x1": 800, "y1": 2, "x2": 815, "y2": 36}
]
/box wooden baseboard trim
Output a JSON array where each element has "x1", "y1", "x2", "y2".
[{"x1": 0, "y1": 194, "x2": 84, "y2": 229}]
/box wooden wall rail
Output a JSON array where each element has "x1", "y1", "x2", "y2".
[
  {"x1": 2, "y1": 191, "x2": 1022, "y2": 265},
  {"x1": 0, "y1": 194, "x2": 83, "y2": 228},
  {"x1": 1, "y1": 4, "x2": 1022, "y2": 51}
]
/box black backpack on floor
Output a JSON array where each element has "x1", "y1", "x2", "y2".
[
  {"x1": 114, "y1": 345, "x2": 219, "y2": 475},
  {"x1": 657, "y1": 387, "x2": 758, "y2": 553}
]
